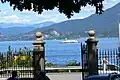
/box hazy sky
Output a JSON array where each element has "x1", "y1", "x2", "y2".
[{"x1": 0, "y1": 0, "x2": 120, "y2": 24}]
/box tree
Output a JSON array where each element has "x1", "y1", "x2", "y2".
[
  {"x1": 7, "y1": 46, "x2": 14, "y2": 67},
  {"x1": 1, "y1": 0, "x2": 104, "y2": 18}
]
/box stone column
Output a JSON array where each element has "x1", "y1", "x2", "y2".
[
  {"x1": 85, "y1": 29, "x2": 98, "y2": 76},
  {"x1": 33, "y1": 32, "x2": 45, "y2": 80}
]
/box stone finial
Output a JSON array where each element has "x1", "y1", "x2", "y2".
[
  {"x1": 35, "y1": 32, "x2": 43, "y2": 41},
  {"x1": 88, "y1": 29, "x2": 95, "y2": 39}
]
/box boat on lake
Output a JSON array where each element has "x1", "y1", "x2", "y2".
[{"x1": 61, "y1": 38, "x2": 79, "y2": 43}]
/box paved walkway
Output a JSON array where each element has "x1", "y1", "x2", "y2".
[
  {"x1": 47, "y1": 73, "x2": 82, "y2": 80},
  {"x1": 0, "y1": 72, "x2": 82, "y2": 80}
]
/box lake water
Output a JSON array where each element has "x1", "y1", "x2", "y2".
[{"x1": 0, "y1": 38, "x2": 119, "y2": 65}]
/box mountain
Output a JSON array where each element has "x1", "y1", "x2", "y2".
[
  {"x1": 0, "y1": 27, "x2": 36, "y2": 35},
  {"x1": 25, "y1": 2, "x2": 120, "y2": 38},
  {"x1": 32, "y1": 21, "x2": 55, "y2": 28},
  {"x1": 0, "y1": 23, "x2": 28, "y2": 28},
  {"x1": 1, "y1": 3, "x2": 120, "y2": 41},
  {"x1": 0, "y1": 21, "x2": 55, "y2": 35}
]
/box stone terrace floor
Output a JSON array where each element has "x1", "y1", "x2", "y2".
[{"x1": 0, "y1": 72, "x2": 82, "y2": 80}]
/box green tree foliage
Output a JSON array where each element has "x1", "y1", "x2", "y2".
[
  {"x1": 0, "y1": 47, "x2": 33, "y2": 68},
  {"x1": 7, "y1": 46, "x2": 14, "y2": 67},
  {"x1": 7, "y1": 46, "x2": 12, "y2": 55},
  {"x1": 66, "y1": 60, "x2": 80, "y2": 66},
  {"x1": 1, "y1": 0, "x2": 104, "y2": 18},
  {"x1": 14, "y1": 47, "x2": 33, "y2": 67},
  {"x1": 45, "y1": 62, "x2": 56, "y2": 67},
  {"x1": 0, "y1": 53, "x2": 6, "y2": 68}
]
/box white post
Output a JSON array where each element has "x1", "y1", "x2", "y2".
[
  {"x1": 118, "y1": 21, "x2": 120, "y2": 74},
  {"x1": 69, "y1": 69, "x2": 71, "y2": 73},
  {"x1": 103, "y1": 63, "x2": 106, "y2": 73},
  {"x1": 119, "y1": 22, "x2": 120, "y2": 45}
]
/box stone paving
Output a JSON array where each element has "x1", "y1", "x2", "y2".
[{"x1": 0, "y1": 72, "x2": 82, "y2": 80}]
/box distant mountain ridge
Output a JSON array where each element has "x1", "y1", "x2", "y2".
[
  {"x1": 1, "y1": 3, "x2": 120, "y2": 40},
  {"x1": 27, "y1": 2, "x2": 120, "y2": 38},
  {"x1": 0, "y1": 21, "x2": 55, "y2": 35},
  {"x1": 32, "y1": 21, "x2": 56, "y2": 28}
]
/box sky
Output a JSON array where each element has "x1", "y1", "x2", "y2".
[{"x1": 0, "y1": 0, "x2": 120, "y2": 24}]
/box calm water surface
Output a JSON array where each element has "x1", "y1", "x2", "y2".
[{"x1": 0, "y1": 38, "x2": 119, "y2": 65}]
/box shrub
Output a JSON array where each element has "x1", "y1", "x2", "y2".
[
  {"x1": 45, "y1": 62, "x2": 56, "y2": 67},
  {"x1": 66, "y1": 60, "x2": 80, "y2": 66}
]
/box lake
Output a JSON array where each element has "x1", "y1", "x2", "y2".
[{"x1": 0, "y1": 38, "x2": 119, "y2": 65}]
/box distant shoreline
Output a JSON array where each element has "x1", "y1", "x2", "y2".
[{"x1": 0, "y1": 37, "x2": 118, "y2": 41}]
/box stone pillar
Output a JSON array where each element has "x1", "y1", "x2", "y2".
[
  {"x1": 85, "y1": 29, "x2": 98, "y2": 76},
  {"x1": 33, "y1": 32, "x2": 45, "y2": 80}
]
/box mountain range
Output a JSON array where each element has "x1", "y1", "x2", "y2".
[
  {"x1": 35, "y1": 2, "x2": 120, "y2": 38},
  {"x1": 1, "y1": 3, "x2": 120, "y2": 40},
  {"x1": 0, "y1": 21, "x2": 55, "y2": 35}
]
